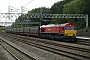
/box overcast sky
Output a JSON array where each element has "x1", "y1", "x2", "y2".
[{"x1": 0, "y1": 0, "x2": 61, "y2": 13}]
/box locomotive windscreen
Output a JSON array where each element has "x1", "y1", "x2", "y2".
[{"x1": 66, "y1": 26, "x2": 75, "y2": 30}]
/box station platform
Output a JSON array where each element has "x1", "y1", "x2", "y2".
[{"x1": 76, "y1": 36, "x2": 90, "y2": 40}]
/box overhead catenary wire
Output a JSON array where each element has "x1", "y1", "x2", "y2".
[{"x1": 24, "y1": 0, "x2": 34, "y2": 6}]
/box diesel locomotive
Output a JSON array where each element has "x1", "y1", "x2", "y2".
[{"x1": 6, "y1": 23, "x2": 77, "y2": 41}]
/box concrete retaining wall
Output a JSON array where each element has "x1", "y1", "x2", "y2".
[{"x1": 77, "y1": 30, "x2": 90, "y2": 37}]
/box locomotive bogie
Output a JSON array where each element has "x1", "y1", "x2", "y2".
[{"x1": 63, "y1": 36, "x2": 77, "y2": 42}]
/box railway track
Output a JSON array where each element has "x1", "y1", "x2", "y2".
[
  {"x1": 0, "y1": 33, "x2": 90, "y2": 60},
  {"x1": 75, "y1": 39, "x2": 90, "y2": 45},
  {"x1": 14, "y1": 36, "x2": 90, "y2": 60},
  {"x1": 0, "y1": 42, "x2": 20, "y2": 60},
  {"x1": 1, "y1": 32, "x2": 90, "y2": 46},
  {"x1": 0, "y1": 37, "x2": 45, "y2": 60},
  {"x1": 0, "y1": 41, "x2": 17, "y2": 60}
]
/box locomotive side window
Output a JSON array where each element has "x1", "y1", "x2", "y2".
[
  {"x1": 72, "y1": 26, "x2": 75, "y2": 30},
  {"x1": 41, "y1": 28, "x2": 44, "y2": 32},
  {"x1": 62, "y1": 27, "x2": 64, "y2": 30}
]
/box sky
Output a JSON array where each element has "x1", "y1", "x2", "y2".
[
  {"x1": 0, "y1": 0, "x2": 62, "y2": 26},
  {"x1": 0, "y1": 0, "x2": 62, "y2": 13}
]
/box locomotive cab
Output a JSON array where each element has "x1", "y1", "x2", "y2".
[
  {"x1": 64, "y1": 26, "x2": 76, "y2": 36},
  {"x1": 63, "y1": 23, "x2": 77, "y2": 41}
]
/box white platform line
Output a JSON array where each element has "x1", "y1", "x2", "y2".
[{"x1": 76, "y1": 37, "x2": 90, "y2": 40}]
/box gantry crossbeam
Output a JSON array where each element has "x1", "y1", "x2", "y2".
[{"x1": 0, "y1": 13, "x2": 88, "y2": 27}]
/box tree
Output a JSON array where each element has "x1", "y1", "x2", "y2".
[
  {"x1": 28, "y1": 7, "x2": 51, "y2": 25},
  {"x1": 63, "y1": 0, "x2": 90, "y2": 29},
  {"x1": 50, "y1": 0, "x2": 74, "y2": 24},
  {"x1": 50, "y1": 0, "x2": 74, "y2": 14}
]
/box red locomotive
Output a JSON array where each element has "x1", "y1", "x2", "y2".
[{"x1": 39, "y1": 23, "x2": 76, "y2": 41}]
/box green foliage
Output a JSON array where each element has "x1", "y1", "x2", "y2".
[
  {"x1": 50, "y1": 0, "x2": 74, "y2": 14},
  {"x1": 28, "y1": 7, "x2": 50, "y2": 13},
  {"x1": 50, "y1": 0, "x2": 74, "y2": 26},
  {"x1": 63, "y1": 0, "x2": 87, "y2": 14},
  {"x1": 62, "y1": 0, "x2": 90, "y2": 29},
  {"x1": 83, "y1": 27, "x2": 90, "y2": 30},
  {"x1": 51, "y1": 18, "x2": 68, "y2": 24},
  {"x1": 28, "y1": 7, "x2": 51, "y2": 25}
]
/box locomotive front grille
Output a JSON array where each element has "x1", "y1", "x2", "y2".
[{"x1": 64, "y1": 30, "x2": 76, "y2": 36}]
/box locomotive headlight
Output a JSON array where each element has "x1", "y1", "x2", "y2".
[{"x1": 65, "y1": 33, "x2": 68, "y2": 36}]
